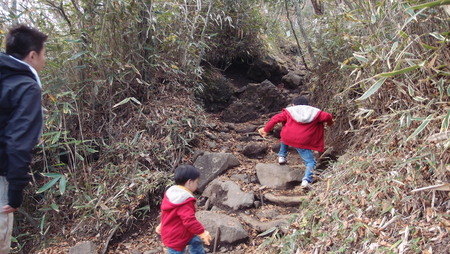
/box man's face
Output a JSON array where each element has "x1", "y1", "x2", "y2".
[
  {"x1": 32, "y1": 47, "x2": 46, "y2": 73},
  {"x1": 24, "y1": 47, "x2": 46, "y2": 73}
]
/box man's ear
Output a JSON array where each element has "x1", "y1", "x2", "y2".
[{"x1": 23, "y1": 50, "x2": 36, "y2": 62}]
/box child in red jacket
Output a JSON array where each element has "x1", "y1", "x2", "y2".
[
  {"x1": 156, "y1": 165, "x2": 211, "y2": 253},
  {"x1": 258, "y1": 96, "x2": 334, "y2": 188}
]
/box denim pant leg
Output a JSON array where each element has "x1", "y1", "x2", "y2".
[
  {"x1": 278, "y1": 142, "x2": 289, "y2": 158},
  {"x1": 168, "y1": 247, "x2": 185, "y2": 254},
  {"x1": 187, "y1": 235, "x2": 205, "y2": 254},
  {"x1": 296, "y1": 148, "x2": 316, "y2": 183},
  {"x1": 0, "y1": 177, "x2": 13, "y2": 254}
]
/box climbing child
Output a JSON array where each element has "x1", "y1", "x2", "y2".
[
  {"x1": 258, "y1": 96, "x2": 334, "y2": 188},
  {"x1": 155, "y1": 165, "x2": 212, "y2": 254}
]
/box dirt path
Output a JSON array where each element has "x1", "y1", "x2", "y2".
[{"x1": 107, "y1": 116, "x2": 329, "y2": 253}]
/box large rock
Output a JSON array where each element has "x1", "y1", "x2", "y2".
[
  {"x1": 194, "y1": 152, "x2": 240, "y2": 191},
  {"x1": 203, "y1": 179, "x2": 254, "y2": 211},
  {"x1": 197, "y1": 211, "x2": 248, "y2": 244},
  {"x1": 264, "y1": 193, "x2": 308, "y2": 206},
  {"x1": 69, "y1": 241, "x2": 96, "y2": 254},
  {"x1": 221, "y1": 81, "x2": 289, "y2": 123},
  {"x1": 241, "y1": 143, "x2": 268, "y2": 158},
  {"x1": 195, "y1": 70, "x2": 234, "y2": 113},
  {"x1": 281, "y1": 71, "x2": 305, "y2": 89},
  {"x1": 255, "y1": 163, "x2": 303, "y2": 189},
  {"x1": 239, "y1": 214, "x2": 290, "y2": 234},
  {"x1": 246, "y1": 56, "x2": 288, "y2": 83}
]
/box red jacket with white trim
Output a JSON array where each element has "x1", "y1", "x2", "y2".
[
  {"x1": 263, "y1": 105, "x2": 333, "y2": 152},
  {"x1": 160, "y1": 185, "x2": 205, "y2": 251}
]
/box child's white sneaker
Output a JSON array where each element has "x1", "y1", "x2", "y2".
[
  {"x1": 278, "y1": 157, "x2": 287, "y2": 164},
  {"x1": 301, "y1": 180, "x2": 309, "y2": 188}
]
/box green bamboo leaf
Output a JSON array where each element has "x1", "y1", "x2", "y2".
[
  {"x1": 112, "y1": 97, "x2": 131, "y2": 108},
  {"x1": 429, "y1": 32, "x2": 446, "y2": 41},
  {"x1": 50, "y1": 203, "x2": 60, "y2": 212},
  {"x1": 420, "y1": 43, "x2": 438, "y2": 50},
  {"x1": 40, "y1": 214, "x2": 46, "y2": 233},
  {"x1": 407, "y1": 0, "x2": 450, "y2": 10},
  {"x1": 257, "y1": 227, "x2": 278, "y2": 237},
  {"x1": 356, "y1": 77, "x2": 387, "y2": 101},
  {"x1": 59, "y1": 175, "x2": 67, "y2": 195},
  {"x1": 441, "y1": 110, "x2": 450, "y2": 132},
  {"x1": 353, "y1": 53, "x2": 368, "y2": 63},
  {"x1": 37, "y1": 177, "x2": 60, "y2": 194},
  {"x1": 130, "y1": 97, "x2": 142, "y2": 105},
  {"x1": 378, "y1": 61, "x2": 425, "y2": 77},
  {"x1": 406, "y1": 114, "x2": 435, "y2": 141},
  {"x1": 68, "y1": 51, "x2": 88, "y2": 61},
  {"x1": 113, "y1": 97, "x2": 141, "y2": 108},
  {"x1": 43, "y1": 173, "x2": 63, "y2": 177}
]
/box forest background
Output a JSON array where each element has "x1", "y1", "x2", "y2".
[{"x1": 1, "y1": 0, "x2": 449, "y2": 253}]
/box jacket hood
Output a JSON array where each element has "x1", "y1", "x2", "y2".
[
  {"x1": 0, "y1": 53, "x2": 35, "y2": 81},
  {"x1": 161, "y1": 185, "x2": 195, "y2": 211},
  {"x1": 285, "y1": 105, "x2": 321, "y2": 124}
]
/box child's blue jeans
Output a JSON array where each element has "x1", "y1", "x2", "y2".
[
  {"x1": 278, "y1": 142, "x2": 316, "y2": 183},
  {"x1": 168, "y1": 235, "x2": 205, "y2": 254}
]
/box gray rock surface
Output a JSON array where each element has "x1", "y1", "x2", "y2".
[
  {"x1": 281, "y1": 71, "x2": 304, "y2": 89},
  {"x1": 69, "y1": 241, "x2": 96, "y2": 254},
  {"x1": 264, "y1": 193, "x2": 308, "y2": 206},
  {"x1": 255, "y1": 163, "x2": 303, "y2": 188},
  {"x1": 203, "y1": 179, "x2": 254, "y2": 210},
  {"x1": 241, "y1": 143, "x2": 268, "y2": 158},
  {"x1": 194, "y1": 152, "x2": 240, "y2": 190},
  {"x1": 239, "y1": 214, "x2": 290, "y2": 234},
  {"x1": 197, "y1": 211, "x2": 248, "y2": 244}
]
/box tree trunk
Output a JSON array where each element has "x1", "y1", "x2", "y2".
[
  {"x1": 284, "y1": 0, "x2": 308, "y2": 70},
  {"x1": 293, "y1": 1, "x2": 317, "y2": 68},
  {"x1": 311, "y1": 0, "x2": 324, "y2": 15},
  {"x1": 11, "y1": 0, "x2": 18, "y2": 23}
]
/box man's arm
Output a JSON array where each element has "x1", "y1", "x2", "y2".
[{"x1": 5, "y1": 83, "x2": 42, "y2": 209}]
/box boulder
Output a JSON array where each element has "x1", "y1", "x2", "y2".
[
  {"x1": 246, "y1": 56, "x2": 289, "y2": 83},
  {"x1": 197, "y1": 211, "x2": 248, "y2": 244},
  {"x1": 235, "y1": 125, "x2": 258, "y2": 133},
  {"x1": 69, "y1": 241, "x2": 96, "y2": 254},
  {"x1": 281, "y1": 71, "x2": 304, "y2": 89},
  {"x1": 255, "y1": 163, "x2": 302, "y2": 189},
  {"x1": 239, "y1": 214, "x2": 290, "y2": 234},
  {"x1": 194, "y1": 152, "x2": 240, "y2": 191},
  {"x1": 241, "y1": 143, "x2": 268, "y2": 158},
  {"x1": 264, "y1": 193, "x2": 308, "y2": 206},
  {"x1": 221, "y1": 81, "x2": 289, "y2": 123},
  {"x1": 203, "y1": 179, "x2": 254, "y2": 210}
]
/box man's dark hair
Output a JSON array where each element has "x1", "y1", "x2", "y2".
[
  {"x1": 6, "y1": 24, "x2": 48, "y2": 60},
  {"x1": 174, "y1": 165, "x2": 200, "y2": 185},
  {"x1": 291, "y1": 96, "x2": 309, "y2": 106}
]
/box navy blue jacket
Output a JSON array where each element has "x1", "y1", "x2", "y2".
[{"x1": 0, "y1": 52, "x2": 42, "y2": 208}]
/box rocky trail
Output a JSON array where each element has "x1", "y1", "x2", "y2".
[
  {"x1": 64, "y1": 54, "x2": 345, "y2": 254},
  {"x1": 100, "y1": 115, "x2": 337, "y2": 254}
]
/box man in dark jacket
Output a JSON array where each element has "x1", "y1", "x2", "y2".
[{"x1": 0, "y1": 24, "x2": 47, "y2": 253}]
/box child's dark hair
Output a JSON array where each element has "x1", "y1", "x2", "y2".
[
  {"x1": 6, "y1": 24, "x2": 48, "y2": 60},
  {"x1": 174, "y1": 165, "x2": 200, "y2": 185},
  {"x1": 291, "y1": 96, "x2": 309, "y2": 106}
]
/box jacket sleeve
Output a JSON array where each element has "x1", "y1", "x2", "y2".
[
  {"x1": 264, "y1": 111, "x2": 288, "y2": 133},
  {"x1": 177, "y1": 200, "x2": 205, "y2": 235},
  {"x1": 317, "y1": 111, "x2": 333, "y2": 125},
  {"x1": 5, "y1": 82, "x2": 42, "y2": 208}
]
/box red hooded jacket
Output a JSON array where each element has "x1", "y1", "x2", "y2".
[
  {"x1": 160, "y1": 185, "x2": 205, "y2": 251},
  {"x1": 263, "y1": 105, "x2": 333, "y2": 152}
]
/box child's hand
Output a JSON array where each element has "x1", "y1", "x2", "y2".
[
  {"x1": 325, "y1": 119, "x2": 335, "y2": 127},
  {"x1": 155, "y1": 223, "x2": 161, "y2": 234},
  {"x1": 258, "y1": 128, "x2": 268, "y2": 137},
  {"x1": 199, "y1": 231, "x2": 212, "y2": 245}
]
